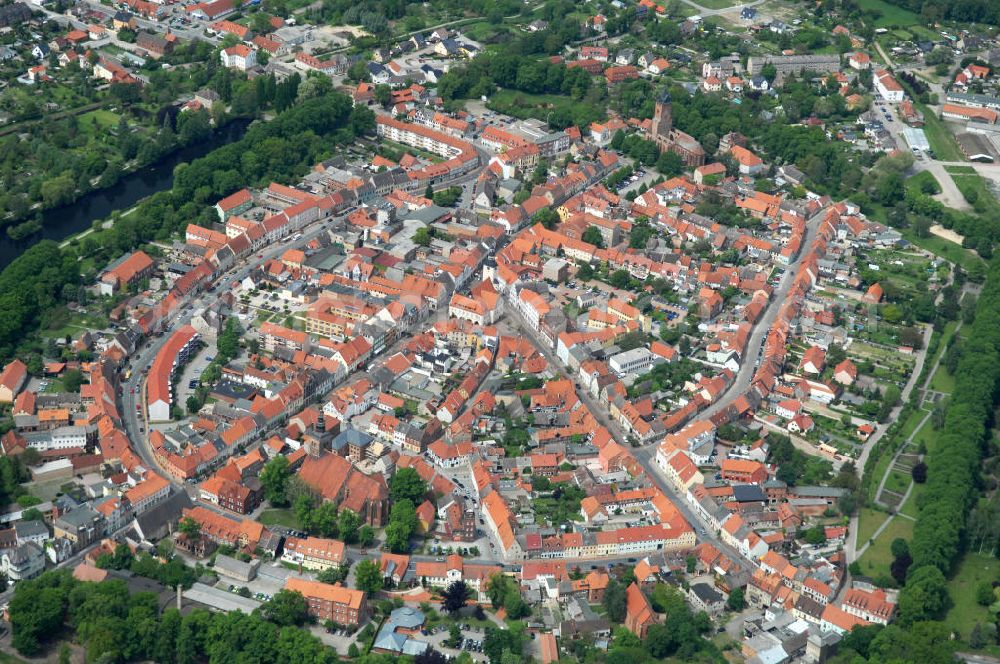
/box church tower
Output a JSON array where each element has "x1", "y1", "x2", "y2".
[{"x1": 651, "y1": 92, "x2": 673, "y2": 142}]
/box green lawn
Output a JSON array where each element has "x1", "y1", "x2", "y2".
[
  {"x1": 487, "y1": 89, "x2": 604, "y2": 125},
  {"x1": 912, "y1": 417, "x2": 938, "y2": 453},
  {"x1": 858, "y1": 515, "x2": 914, "y2": 578},
  {"x1": 692, "y1": 0, "x2": 738, "y2": 8},
  {"x1": 898, "y1": 483, "x2": 923, "y2": 518},
  {"x1": 905, "y1": 170, "x2": 941, "y2": 195},
  {"x1": 944, "y1": 553, "x2": 998, "y2": 640},
  {"x1": 946, "y1": 165, "x2": 977, "y2": 175},
  {"x1": 78, "y1": 109, "x2": 120, "y2": 136},
  {"x1": 898, "y1": 405, "x2": 929, "y2": 439},
  {"x1": 884, "y1": 468, "x2": 911, "y2": 495},
  {"x1": 929, "y1": 362, "x2": 956, "y2": 394},
  {"x1": 858, "y1": 508, "x2": 889, "y2": 546},
  {"x1": 258, "y1": 508, "x2": 301, "y2": 529},
  {"x1": 930, "y1": 320, "x2": 959, "y2": 366},
  {"x1": 907, "y1": 24, "x2": 940, "y2": 41},
  {"x1": 901, "y1": 229, "x2": 983, "y2": 274},
  {"x1": 952, "y1": 173, "x2": 999, "y2": 212},
  {"x1": 462, "y1": 21, "x2": 510, "y2": 42},
  {"x1": 43, "y1": 378, "x2": 66, "y2": 394},
  {"x1": 867, "y1": 450, "x2": 895, "y2": 499},
  {"x1": 859, "y1": 0, "x2": 922, "y2": 27},
  {"x1": 917, "y1": 103, "x2": 965, "y2": 162}
]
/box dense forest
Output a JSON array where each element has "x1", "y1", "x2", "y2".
[
  {"x1": 867, "y1": 0, "x2": 1000, "y2": 25},
  {"x1": 10, "y1": 567, "x2": 728, "y2": 664},
  {"x1": 893, "y1": 257, "x2": 1000, "y2": 624},
  {"x1": 0, "y1": 42, "x2": 290, "y2": 225},
  {"x1": 0, "y1": 90, "x2": 374, "y2": 361},
  {"x1": 9, "y1": 569, "x2": 343, "y2": 662}
]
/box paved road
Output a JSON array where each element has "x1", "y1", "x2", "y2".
[
  {"x1": 504, "y1": 201, "x2": 829, "y2": 566},
  {"x1": 935, "y1": 161, "x2": 1000, "y2": 187},
  {"x1": 853, "y1": 310, "x2": 936, "y2": 475},
  {"x1": 698, "y1": 206, "x2": 825, "y2": 421},
  {"x1": 957, "y1": 653, "x2": 1000, "y2": 664},
  {"x1": 678, "y1": 0, "x2": 764, "y2": 18},
  {"x1": 872, "y1": 409, "x2": 930, "y2": 509},
  {"x1": 120, "y1": 221, "x2": 339, "y2": 490},
  {"x1": 875, "y1": 97, "x2": 971, "y2": 210},
  {"x1": 843, "y1": 290, "x2": 953, "y2": 591},
  {"x1": 873, "y1": 41, "x2": 896, "y2": 69},
  {"x1": 505, "y1": 296, "x2": 746, "y2": 565}
]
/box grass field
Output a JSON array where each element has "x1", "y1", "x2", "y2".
[
  {"x1": 43, "y1": 378, "x2": 65, "y2": 393},
  {"x1": 258, "y1": 508, "x2": 301, "y2": 529},
  {"x1": 859, "y1": 0, "x2": 921, "y2": 27},
  {"x1": 487, "y1": 89, "x2": 582, "y2": 123},
  {"x1": 901, "y1": 229, "x2": 983, "y2": 274},
  {"x1": 691, "y1": 0, "x2": 739, "y2": 8},
  {"x1": 912, "y1": 416, "x2": 938, "y2": 452},
  {"x1": 946, "y1": 165, "x2": 978, "y2": 175},
  {"x1": 78, "y1": 109, "x2": 120, "y2": 137},
  {"x1": 884, "y1": 468, "x2": 911, "y2": 495},
  {"x1": 858, "y1": 508, "x2": 889, "y2": 546},
  {"x1": 944, "y1": 553, "x2": 998, "y2": 639},
  {"x1": 952, "y1": 173, "x2": 999, "y2": 212},
  {"x1": 917, "y1": 104, "x2": 965, "y2": 162},
  {"x1": 929, "y1": 320, "x2": 959, "y2": 366},
  {"x1": 905, "y1": 170, "x2": 941, "y2": 195},
  {"x1": 463, "y1": 21, "x2": 508, "y2": 42},
  {"x1": 929, "y1": 361, "x2": 956, "y2": 393},
  {"x1": 898, "y1": 483, "x2": 923, "y2": 518},
  {"x1": 898, "y1": 405, "x2": 929, "y2": 439},
  {"x1": 858, "y1": 514, "x2": 914, "y2": 578}
]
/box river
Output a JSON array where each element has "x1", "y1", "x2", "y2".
[{"x1": 0, "y1": 119, "x2": 251, "y2": 269}]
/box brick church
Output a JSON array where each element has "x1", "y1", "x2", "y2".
[{"x1": 649, "y1": 93, "x2": 706, "y2": 167}]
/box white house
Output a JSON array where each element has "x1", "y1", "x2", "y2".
[
  {"x1": 874, "y1": 69, "x2": 904, "y2": 103},
  {"x1": 220, "y1": 44, "x2": 256, "y2": 71}
]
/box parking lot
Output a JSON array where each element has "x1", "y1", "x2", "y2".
[
  {"x1": 175, "y1": 341, "x2": 219, "y2": 415},
  {"x1": 422, "y1": 623, "x2": 490, "y2": 662}
]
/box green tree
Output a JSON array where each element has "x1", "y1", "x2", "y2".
[
  {"x1": 389, "y1": 467, "x2": 428, "y2": 505},
  {"x1": 726, "y1": 588, "x2": 745, "y2": 611},
  {"x1": 433, "y1": 187, "x2": 462, "y2": 207},
  {"x1": 602, "y1": 579, "x2": 628, "y2": 623},
  {"x1": 803, "y1": 525, "x2": 826, "y2": 546},
  {"x1": 609, "y1": 269, "x2": 630, "y2": 289},
  {"x1": 385, "y1": 499, "x2": 417, "y2": 553},
  {"x1": 62, "y1": 369, "x2": 85, "y2": 393},
  {"x1": 581, "y1": 225, "x2": 604, "y2": 248},
  {"x1": 338, "y1": 509, "x2": 360, "y2": 544},
  {"x1": 260, "y1": 455, "x2": 291, "y2": 506},
  {"x1": 317, "y1": 562, "x2": 350, "y2": 585},
  {"x1": 486, "y1": 573, "x2": 516, "y2": 610},
  {"x1": 532, "y1": 208, "x2": 560, "y2": 230},
  {"x1": 413, "y1": 227, "x2": 433, "y2": 247},
  {"x1": 261, "y1": 589, "x2": 309, "y2": 627},
  {"x1": 899, "y1": 566, "x2": 950, "y2": 623},
  {"x1": 309, "y1": 502, "x2": 338, "y2": 538},
  {"x1": 441, "y1": 580, "x2": 470, "y2": 614},
  {"x1": 178, "y1": 517, "x2": 200, "y2": 540},
  {"x1": 975, "y1": 582, "x2": 995, "y2": 606},
  {"x1": 354, "y1": 559, "x2": 384, "y2": 593},
  {"x1": 447, "y1": 622, "x2": 463, "y2": 647},
  {"x1": 483, "y1": 623, "x2": 526, "y2": 664}
]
